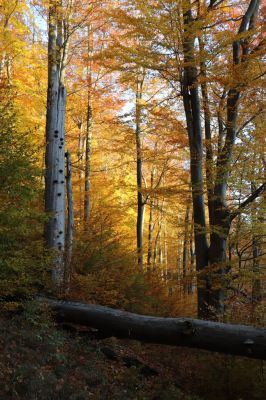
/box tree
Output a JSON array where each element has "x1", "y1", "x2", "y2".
[
  {"x1": 113, "y1": 0, "x2": 266, "y2": 318},
  {"x1": 135, "y1": 70, "x2": 145, "y2": 271},
  {"x1": 44, "y1": 0, "x2": 72, "y2": 286},
  {"x1": 182, "y1": 0, "x2": 265, "y2": 317},
  {"x1": 65, "y1": 151, "x2": 74, "y2": 285},
  {"x1": 84, "y1": 23, "x2": 93, "y2": 227},
  {"x1": 0, "y1": 86, "x2": 44, "y2": 298}
]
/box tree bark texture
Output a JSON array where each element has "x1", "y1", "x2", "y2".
[
  {"x1": 136, "y1": 72, "x2": 145, "y2": 272},
  {"x1": 208, "y1": 0, "x2": 260, "y2": 313},
  {"x1": 65, "y1": 151, "x2": 74, "y2": 285},
  {"x1": 182, "y1": 205, "x2": 190, "y2": 292},
  {"x1": 147, "y1": 168, "x2": 155, "y2": 268},
  {"x1": 182, "y1": 0, "x2": 261, "y2": 318},
  {"x1": 45, "y1": 0, "x2": 68, "y2": 286},
  {"x1": 77, "y1": 120, "x2": 85, "y2": 221},
  {"x1": 199, "y1": 37, "x2": 214, "y2": 226},
  {"x1": 182, "y1": 3, "x2": 209, "y2": 317},
  {"x1": 84, "y1": 24, "x2": 93, "y2": 226},
  {"x1": 40, "y1": 297, "x2": 266, "y2": 360}
]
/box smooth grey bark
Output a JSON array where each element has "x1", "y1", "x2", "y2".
[
  {"x1": 84, "y1": 24, "x2": 93, "y2": 226},
  {"x1": 45, "y1": 0, "x2": 68, "y2": 286},
  {"x1": 182, "y1": 0, "x2": 262, "y2": 318},
  {"x1": 40, "y1": 297, "x2": 266, "y2": 360},
  {"x1": 136, "y1": 73, "x2": 145, "y2": 272},
  {"x1": 182, "y1": 3, "x2": 209, "y2": 317},
  {"x1": 65, "y1": 151, "x2": 74, "y2": 285},
  {"x1": 208, "y1": 0, "x2": 261, "y2": 314}
]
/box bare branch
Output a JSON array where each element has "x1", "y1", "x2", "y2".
[{"x1": 231, "y1": 182, "x2": 266, "y2": 221}]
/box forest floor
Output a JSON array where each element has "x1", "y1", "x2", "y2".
[{"x1": 0, "y1": 301, "x2": 265, "y2": 400}]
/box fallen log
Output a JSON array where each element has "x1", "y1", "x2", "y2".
[{"x1": 40, "y1": 297, "x2": 266, "y2": 360}]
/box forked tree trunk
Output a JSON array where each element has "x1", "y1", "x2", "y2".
[
  {"x1": 208, "y1": 0, "x2": 260, "y2": 315},
  {"x1": 182, "y1": 0, "x2": 261, "y2": 319},
  {"x1": 40, "y1": 297, "x2": 266, "y2": 360},
  {"x1": 45, "y1": 0, "x2": 68, "y2": 286}
]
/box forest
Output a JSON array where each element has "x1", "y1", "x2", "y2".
[{"x1": 0, "y1": 0, "x2": 265, "y2": 399}]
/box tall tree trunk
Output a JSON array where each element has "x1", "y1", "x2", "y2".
[
  {"x1": 176, "y1": 232, "x2": 182, "y2": 281},
  {"x1": 45, "y1": 0, "x2": 68, "y2": 286},
  {"x1": 6, "y1": 55, "x2": 12, "y2": 85},
  {"x1": 156, "y1": 205, "x2": 163, "y2": 269},
  {"x1": 147, "y1": 168, "x2": 155, "y2": 269},
  {"x1": 251, "y1": 183, "x2": 262, "y2": 301},
  {"x1": 147, "y1": 202, "x2": 155, "y2": 269},
  {"x1": 65, "y1": 151, "x2": 74, "y2": 287},
  {"x1": 153, "y1": 203, "x2": 162, "y2": 269},
  {"x1": 84, "y1": 24, "x2": 93, "y2": 227},
  {"x1": 182, "y1": 3, "x2": 209, "y2": 317},
  {"x1": 199, "y1": 36, "x2": 214, "y2": 226},
  {"x1": 208, "y1": 0, "x2": 260, "y2": 315},
  {"x1": 182, "y1": 205, "x2": 190, "y2": 293},
  {"x1": 182, "y1": 0, "x2": 261, "y2": 318},
  {"x1": 189, "y1": 214, "x2": 195, "y2": 293},
  {"x1": 136, "y1": 72, "x2": 145, "y2": 272},
  {"x1": 77, "y1": 120, "x2": 84, "y2": 221},
  {"x1": 147, "y1": 201, "x2": 154, "y2": 268},
  {"x1": 163, "y1": 221, "x2": 168, "y2": 279}
]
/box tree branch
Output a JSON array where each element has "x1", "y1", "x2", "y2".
[
  {"x1": 236, "y1": 109, "x2": 263, "y2": 136},
  {"x1": 231, "y1": 182, "x2": 266, "y2": 221},
  {"x1": 208, "y1": 0, "x2": 225, "y2": 10}
]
